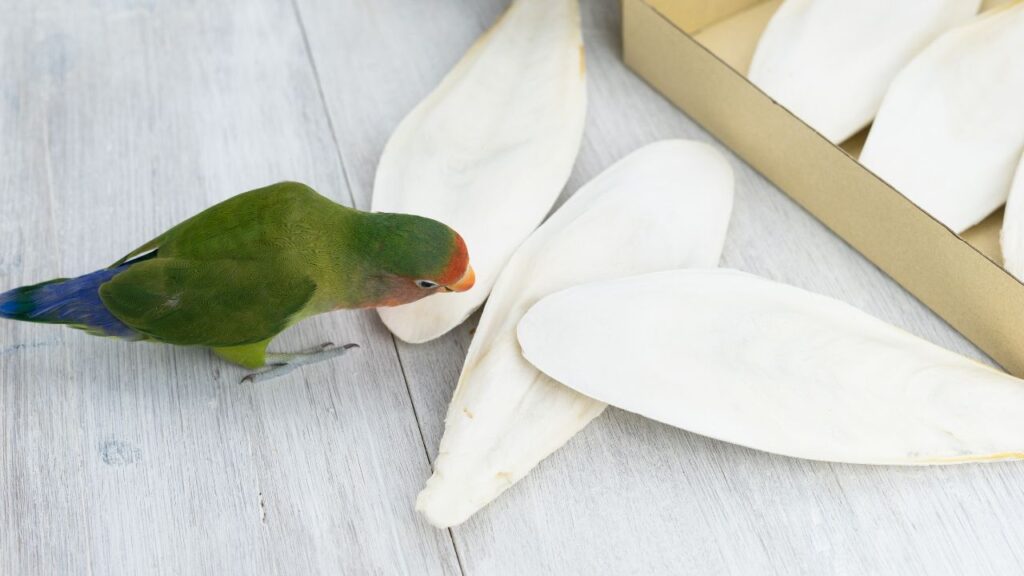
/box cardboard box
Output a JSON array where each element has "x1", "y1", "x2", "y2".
[{"x1": 622, "y1": 0, "x2": 1024, "y2": 375}]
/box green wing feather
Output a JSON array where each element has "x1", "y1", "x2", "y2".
[
  {"x1": 109, "y1": 182, "x2": 340, "y2": 267},
  {"x1": 99, "y1": 258, "x2": 316, "y2": 347},
  {"x1": 97, "y1": 183, "x2": 341, "y2": 347}
]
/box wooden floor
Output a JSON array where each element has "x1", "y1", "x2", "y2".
[{"x1": 3, "y1": 0, "x2": 1023, "y2": 574}]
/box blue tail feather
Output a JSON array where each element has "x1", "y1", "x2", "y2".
[{"x1": 0, "y1": 265, "x2": 141, "y2": 340}]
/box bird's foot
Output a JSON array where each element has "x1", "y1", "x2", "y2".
[{"x1": 240, "y1": 342, "x2": 359, "y2": 384}]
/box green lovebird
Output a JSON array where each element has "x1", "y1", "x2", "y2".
[{"x1": 0, "y1": 182, "x2": 475, "y2": 382}]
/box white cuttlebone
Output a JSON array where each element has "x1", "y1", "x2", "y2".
[
  {"x1": 1000, "y1": 153, "x2": 1024, "y2": 279},
  {"x1": 416, "y1": 140, "x2": 735, "y2": 528},
  {"x1": 371, "y1": 0, "x2": 587, "y2": 343},
  {"x1": 748, "y1": 0, "x2": 979, "y2": 144},
  {"x1": 518, "y1": 269, "x2": 1024, "y2": 465},
  {"x1": 859, "y1": 1, "x2": 1024, "y2": 234}
]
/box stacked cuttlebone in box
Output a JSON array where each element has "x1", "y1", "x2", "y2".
[{"x1": 623, "y1": 0, "x2": 1024, "y2": 375}]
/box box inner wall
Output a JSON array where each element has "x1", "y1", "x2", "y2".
[{"x1": 687, "y1": 0, "x2": 1013, "y2": 263}]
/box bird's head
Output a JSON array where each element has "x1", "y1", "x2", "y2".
[{"x1": 361, "y1": 212, "x2": 475, "y2": 307}]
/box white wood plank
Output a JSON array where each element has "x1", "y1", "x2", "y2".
[
  {"x1": 0, "y1": 1, "x2": 459, "y2": 574},
  {"x1": 299, "y1": 0, "x2": 1024, "y2": 574},
  {"x1": 0, "y1": 14, "x2": 93, "y2": 575}
]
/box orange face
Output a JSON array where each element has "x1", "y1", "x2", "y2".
[
  {"x1": 436, "y1": 234, "x2": 475, "y2": 293},
  {"x1": 371, "y1": 232, "x2": 475, "y2": 309}
]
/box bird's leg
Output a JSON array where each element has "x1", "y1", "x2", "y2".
[{"x1": 241, "y1": 342, "x2": 359, "y2": 384}]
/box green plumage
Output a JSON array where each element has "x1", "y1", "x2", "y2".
[
  {"x1": 100, "y1": 259, "x2": 317, "y2": 347},
  {"x1": 1, "y1": 182, "x2": 472, "y2": 370}
]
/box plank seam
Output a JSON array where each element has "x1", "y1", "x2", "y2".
[
  {"x1": 288, "y1": 0, "x2": 359, "y2": 209},
  {"x1": 388, "y1": 338, "x2": 469, "y2": 575},
  {"x1": 288, "y1": 1, "x2": 467, "y2": 573}
]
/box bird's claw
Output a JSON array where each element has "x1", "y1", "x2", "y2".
[{"x1": 239, "y1": 342, "x2": 360, "y2": 384}]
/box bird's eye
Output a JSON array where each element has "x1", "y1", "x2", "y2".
[{"x1": 416, "y1": 279, "x2": 439, "y2": 289}]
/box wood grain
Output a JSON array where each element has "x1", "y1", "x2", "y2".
[{"x1": 3, "y1": 0, "x2": 1024, "y2": 574}]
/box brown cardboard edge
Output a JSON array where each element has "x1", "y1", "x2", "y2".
[
  {"x1": 622, "y1": 0, "x2": 1024, "y2": 375},
  {"x1": 645, "y1": 0, "x2": 764, "y2": 33}
]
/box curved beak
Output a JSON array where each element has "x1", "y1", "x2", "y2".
[{"x1": 445, "y1": 265, "x2": 476, "y2": 293}]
